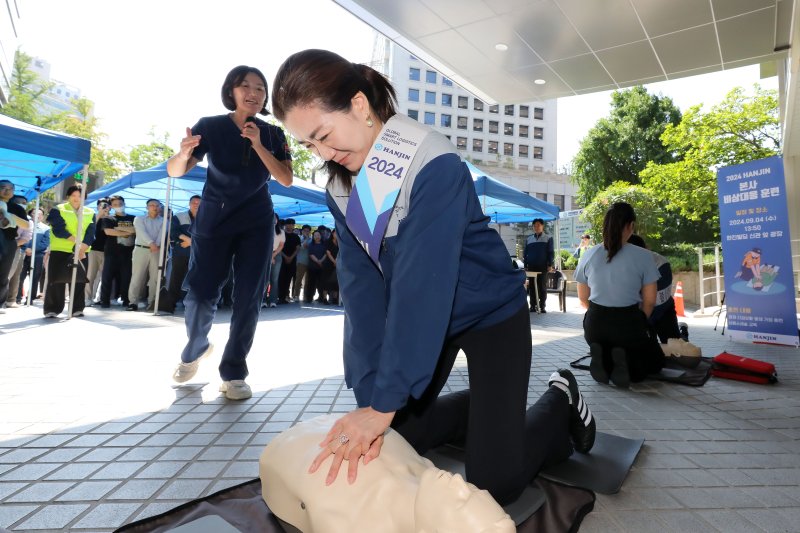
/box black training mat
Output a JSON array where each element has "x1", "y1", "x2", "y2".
[
  {"x1": 570, "y1": 354, "x2": 713, "y2": 387},
  {"x1": 423, "y1": 445, "x2": 546, "y2": 526},
  {"x1": 114, "y1": 477, "x2": 594, "y2": 533},
  {"x1": 539, "y1": 432, "x2": 644, "y2": 495}
]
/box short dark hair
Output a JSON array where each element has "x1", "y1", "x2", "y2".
[
  {"x1": 66, "y1": 184, "x2": 83, "y2": 197},
  {"x1": 146, "y1": 198, "x2": 161, "y2": 207},
  {"x1": 221, "y1": 66, "x2": 269, "y2": 115},
  {"x1": 109, "y1": 195, "x2": 125, "y2": 205},
  {"x1": 532, "y1": 218, "x2": 544, "y2": 225},
  {"x1": 96, "y1": 197, "x2": 110, "y2": 207},
  {"x1": 284, "y1": 218, "x2": 296, "y2": 224},
  {"x1": 11, "y1": 195, "x2": 27, "y2": 204},
  {"x1": 189, "y1": 195, "x2": 201, "y2": 202},
  {"x1": 627, "y1": 234, "x2": 646, "y2": 249},
  {"x1": 302, "y1": 224, "x2": 311, "y2": 231}
]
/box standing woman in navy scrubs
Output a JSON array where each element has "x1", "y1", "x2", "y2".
[{"x1": 167, "y1": 65, "x2": 293, "y2": 400}]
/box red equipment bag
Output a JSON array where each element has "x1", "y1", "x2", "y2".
[{"x1": 711, "y1": 352, "x2": 778, "y2": 384}]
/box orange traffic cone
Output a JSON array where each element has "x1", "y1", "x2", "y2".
[{"x1": 674, "y1": 281, "x2": 685, "y2": 317}]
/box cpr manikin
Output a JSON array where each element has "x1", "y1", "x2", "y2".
[{"x1": 260, "y1": 414, "x2": 515, "y2": 533}]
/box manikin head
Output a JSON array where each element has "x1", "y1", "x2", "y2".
[{"x1": 259, "y1": 414, "x2": 514, "y2": 533}]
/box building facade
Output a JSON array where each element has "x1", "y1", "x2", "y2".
[
  {"x1": 0, "y1": 0, "x2": 21, "y2": 106},
  {"x1": 379, "y1": 40, "x2": 558, "y2": 173},
  {"x1": 29, "y1": 56, "x2": 86, "y2": 118}
]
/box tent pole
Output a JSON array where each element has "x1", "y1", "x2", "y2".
[
  {"x1": 67, "y1": 166, "x2": 89, "y2": 319},
  {"x1": 153, "y1": 174, "x2": 173, "y2": 316},
  {"x1": 555, "y1": 218, "x2": 561, "y2": 270},
  {"x1": 25, "y1": 191, "x2": 41, "y2": 307}
]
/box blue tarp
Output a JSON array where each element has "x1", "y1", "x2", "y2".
[
  {"x1": 87, "y1": 161, "x2": 329, "y2": 217},
  {"x1": 464, "y1": 161, "x2": 559, "y2": 223},
  {"x1": 0, "y1": 114, "x2": 91, "y2": 199}
]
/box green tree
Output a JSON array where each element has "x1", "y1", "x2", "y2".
[
  {"x1": 0, "y1": 50, "x2": 53, "y2": 125},
  {"x1": 129, "y1": 128, "x2": 174, "y2": 170},
  {"x1": 580, "y1": 182, "x2": 663, "y2": 243},
  {"x1": 269, "y1": 119, "x2": 317, "y2": 180},
  {"x1": 572, "y1": 86, "x2": 682, "y2": 207},
  {"x1": 640, "y1": 85, "x2": 780, "y2": 231}
]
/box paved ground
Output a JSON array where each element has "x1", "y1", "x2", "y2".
[{"x1": 0, "y1": 296, "x2": 798, "y2": 532}]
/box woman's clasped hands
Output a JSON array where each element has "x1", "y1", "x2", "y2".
[{"x1": 308, "y1": 407, "x2": 395, "y2": 486}]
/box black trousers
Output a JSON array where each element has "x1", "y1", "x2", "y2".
[
  {"x1": 18, "y1": 253, "x2": 44, "y2": 302},
  {"x1": 100, "y1": 247, "x2": 133, "y2": 305},
  {"x1": 583, "y1": 302, "x2": 665, "y2": 381},
  {"x1": 391, "y1": 305, "x2": 572, "y2": 505},
  {"x1": 652, "y1": 299, "x2": 681, "y2": 343},
  {"x1": 526, "y1": 267, "x2": 547, "y2": 310},
  {"x1": 44, "y1": 251, "x2": 88, "y2": 315},
  {"x1": 304, "y1": 267, "x2": 323, "y2": 302},
  {"x1": 0, "y1": 237, "x2": 17, "y2": 306},
  {"x1": 167, "y1": 254, "x2": 190, "y2": 304},
  {"x1": 278, "y1": 257, "x2": 296, "y2": 301}
]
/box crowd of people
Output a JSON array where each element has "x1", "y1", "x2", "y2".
[{"x1": 0, "y1": 183, "x2": 339, "y2": 318}]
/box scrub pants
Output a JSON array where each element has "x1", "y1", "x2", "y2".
[
  {"x1": 181, "y1": 221, "x2": 273, "y2": 381},
  {"x1": 391, "y1": 305, "x2": 573, "y2": 506}
]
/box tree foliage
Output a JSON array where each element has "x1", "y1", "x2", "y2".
[
  {"x1": 580, "y1": 182, "x2": 663, "y2": 244},
  {"x1": 129, "y1": 128, "x2": 174, "y2": 171},
  {"x1": 640, "y1": 85, "x2": 780, "y2": 230},
  {"x1": 268, "y1": 119, "x2": 317, "y2": 181},
  {"x1": 572, "y1": 86, "x2": 682, "y2": 206},
  {"x1": 2, "y1": 50, "x2": 53, "y2": 125}
]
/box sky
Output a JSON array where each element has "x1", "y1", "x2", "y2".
[{"x1": 18, "y1": 0, "x2": 778, "y2": 172}]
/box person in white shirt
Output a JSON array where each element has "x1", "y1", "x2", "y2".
[{"x1": 127, "y1": 199, "x2": 163, "y2": 311}]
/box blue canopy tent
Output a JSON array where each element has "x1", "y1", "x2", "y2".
[
  {"x1": 464, "y1": 161, "x2": 559, "y2": 223},
  {"x1": 0, "y1": 114, "x2": 91, "y2": 199},
  {"x1": 87, "y1": 161, "x2": 329, "y2": 217}
]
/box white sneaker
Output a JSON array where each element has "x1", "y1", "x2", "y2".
[
  {"x1": 219, "y1": 380, "x2": 252, "y2": 400},
  {"x1": 72, "y1": 311, "x2": 84, "y2": 317},
  {"x1": 269, "y1": 302, "x2": 277, "y2": 308},
  {"x1": 172, "y1": 343, "x2": 214, "y2": 383},
  {"x1": 44, "y1": 312, "x2": 58, "y2": 318}
]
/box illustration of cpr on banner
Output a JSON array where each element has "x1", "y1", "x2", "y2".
[{"x1": 717, "y1": 155, "x2": 799, "y2": 347}]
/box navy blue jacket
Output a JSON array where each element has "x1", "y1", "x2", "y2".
[
  {"x1": 524, "y1": 232, "x2": 554, "y2": 270},
  {"x1": 170, "y1": 211, "x2": 194, "y2": 258},
  {"x1": 328, "y1": 119, "x2": 526, "y2": 413}
]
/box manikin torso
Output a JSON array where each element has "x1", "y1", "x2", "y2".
[{"x1": 260, "y1": 414, "x2": 514, "y2": 533}]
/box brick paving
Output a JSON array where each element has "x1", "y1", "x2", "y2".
[{"x1": 0, "y1": 297, "x2": 798, "y2": 532}]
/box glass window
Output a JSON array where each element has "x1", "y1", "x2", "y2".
[
  {"x1": 407, "y1": 109, "x2": 419, "y2": 121},
  {"x1": 519, "y1": 105, "x2": 529, "y2": 118},
  {"x1": 534, "y1": 127, "x2": 544, "y2": 139},
  {"x1": 473, "y1": 139, "x2": 483, "y2": 152},
  {"x1": 488, "y1": 141, "x2": 498, "y2": 154},
  {"x1": 553, "y1": 194, "x2": 565, "y2": 210},
  {"x1": 441, "y1": 114, "x2": 452, "y2": 128},
  {"x1": 533, "y1": 146, "x2": 544, "y2": 159},
  {"x1": 426, "y1": 70, "x2": 437, "y2": 83},
  {"x1": 519, "y1": 125, "x2": 529, "y2": 138},
  {"x1": 489, "y1": 121, "x2": 499, "y2": 134},
  {"x1": 504, "y1": 123, "x2": 514, "y2": 136},
  {"x1": 535, "y1": 192, "x2": 547, "y2": 201},
  {"x1": 424, "y1": 112, "x2": 435, "y2": 125},
  {"x1": 504, "y1": 143, "x2": 514, "y2": 156},
  {"x1": 409, "y1": 89, "x2": 419, "y2": 102},
  {"x1": 519, "y1": 164, "x2": 529, "y2": 171},
  {"x1": 409, "y1": 68, "x2": 420, "y2": 81},
  {"x1": 474, "y1": 99, "x2": 484, "y2": 112},
  {"x1": 425, "y1": 91, "x2": 436, "y2": 104},
  {"x1": 504, "y1": 105, "x2": 515, "y2": 116},
  {"x1": 458, "y1": 96, "x2": 469, "y2": 109},
  {"x1": 534, "y1": 166, "x2": 544, "y2": 172},
  {"x1": 457, "y1": 116, "x2": 468, "y2": 129},
  {"x1": 473, "y1": 118, "x2": 484, "y2": 132},
  {"x1": 456, "y1": 136, "x2": 467, "y2": 150},
  {"x1": 489, "y1": 104, "x2": 499, "y2": 114},
  {"x1": 442, "y1": 93, "x2": 452, "y2": 107},
  {"x1": 534, "y1": 107, "x2": 544, "y2": 120},
  {"x1": 443, "y1": 77, "x2": 453, "y2": 86},
  {"x1": 519, "y1": 145, "x2": 529, "y2": 157}
]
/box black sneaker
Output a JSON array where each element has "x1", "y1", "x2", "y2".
[
  {"x1": 589, "y1": 343, "x2": 609, "y2": 384},
  {"x1": 126, "y1": 303, "x2": 138, "y2": 311},
  {"x1": 678, "y1": 322, "x2": 689, "y2": 341},
  {"x1": 548, "y1": 369, "x2": 596, "y2": 454},
  {"x1": 610, "y1": 347, "x2": 630, "y2": 388}
]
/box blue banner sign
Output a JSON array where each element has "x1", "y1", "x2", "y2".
[{"x1": 717, "y1": 156, "x2": 798, "y2": 346}]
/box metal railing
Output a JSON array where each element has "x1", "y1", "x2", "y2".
[{"x1": 697, "y1": 245, "x2": 724, "y2": 315}]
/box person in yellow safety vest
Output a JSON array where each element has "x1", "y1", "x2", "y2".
[{"x1": 44, "y1": 184, "x2": 95, "y2": 318}]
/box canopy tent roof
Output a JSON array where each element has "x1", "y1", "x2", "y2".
[
  {"x1": 464, "y1": 161, "x2": 559, "y2": 223},
  {"x1": 86, "y1": 161, "x2": 329, "y2": 217},
  {"x1": 0, "y1": 114, "x2": 91, "y2": 199}
]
